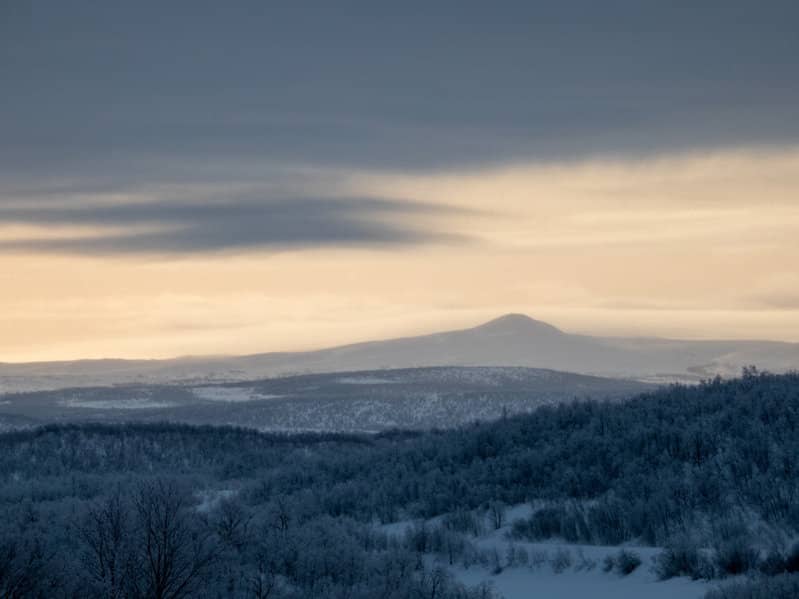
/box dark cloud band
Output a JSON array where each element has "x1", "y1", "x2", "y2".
[
  {"x1": 0, "y1": 197, "x2": 465, "y2": 255},
  {"x1": 2, "y1": 1, "x2": 798, "y2": 176}
]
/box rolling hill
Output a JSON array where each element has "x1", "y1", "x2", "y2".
[{"x1": 0, "y1": 366, "x2": 651, "y2": 432}]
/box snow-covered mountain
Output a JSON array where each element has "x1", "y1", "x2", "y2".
[{"x1": 1, "y1": 314, "x2": 797, "y2": 392}]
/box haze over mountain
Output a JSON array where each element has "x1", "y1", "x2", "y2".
[{"x1": 1, "y1": 314, "x2": 796, "y2": 393}]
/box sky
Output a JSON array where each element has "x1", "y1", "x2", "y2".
[{"x1": 1, "y1": 1, "x2": 799, "y2": 362}]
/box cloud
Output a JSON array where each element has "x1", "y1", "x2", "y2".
[
  {"x1": 741, "y1": 274, "x2": 799, "y2": 310},
  {"x1": 348, "y1": 147, "x2": 799, "y2": 254},
  {"x1": 2, "y1": 1, "x2": 798, "y2": 179},
  {"x1": 0, "y1": 196, "x2": 465, "y2": 255}
]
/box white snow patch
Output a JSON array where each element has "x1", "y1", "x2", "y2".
[
  {"x1": 192, "y1": 386, "x2": 283, "y2": 403},
  {"x1": 195, "y1": 489, "x2": 237, "y2": 513},
  {"x1": 455, "y1": 561, "x2": 709, "y2": 599},
  {"x1": 504, "y1": 503, "x2": 535, "y2": 523},
  {"x1": 336, "y1": 376, "x2": 396, "y2": 385},
  {"x1": 59, "y1": 398, "x2": 176, "y2": 410},
  {"x1": 465, "y1": 511, "x2": 711, "y2": 599},
  {"x1": 380, "y1": 506, "x2": 712, "y2": 599}
]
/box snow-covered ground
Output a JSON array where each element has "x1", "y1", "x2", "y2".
[
  {"x1": 0, "y1": 366, "x2": 651, "y2": 433},
  {"x1": 457, "y1": 530, "x2": 711, "y2": 599},
  {"x1": 381, "y1": 505, "x2": 712, "y2": 599},
  {"x1": 191, "y1": 386, "x2": 283, "y2": 402},
  {"x1": 59, "y1": 397, "x2": 176, "y2": 409},
  {"x1": 336, "y1": 376, "x2": 396, "y2": 385},
  {"x1": 195, "y1": 488, "x2": 238, "y2": 513},
  {"x1": 455, "y1": 560, "x2": 709, "y2": 599}
]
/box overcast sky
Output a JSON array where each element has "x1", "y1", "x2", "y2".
[{"x1": 2, "y1": 1, "x2": 799, "y2": 361}]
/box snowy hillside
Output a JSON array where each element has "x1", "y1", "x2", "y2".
[
  {"x1": 381, "y1": 505, "x2": 712, "y2": 599},
  {"x1": 0, "y1": 366, "x2": 650, "y2": 432}
]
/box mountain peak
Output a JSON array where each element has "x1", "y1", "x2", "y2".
[{"x1": 474, "y1": 314, "x2": 564, "y2": 335}]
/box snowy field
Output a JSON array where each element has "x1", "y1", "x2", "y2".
[
  {"x1": 191, "y1": 386, "x2": 283, "y2": 403},
  {"x1": 58, "y1": 397, "x2": 176, "y2": 410},
  {"x1": 336, "y1": 376, "x2": 396, "y2": 385},
  {"x1": 0, "y1": 366, "x2": 650, "y2": 432},
  {"x1": 382, "y1": 505, "x2": 713, "y2": 599},
  {"x1": 455, "y1": 560, "x2": 709, "y2": 599}
]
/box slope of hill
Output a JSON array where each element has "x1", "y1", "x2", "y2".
[
  {"x1": 0, "y1": 366, "x2": 651, "y2": 432},
  {"x1": 1, "y1": 314, "x2": 797, "y2": 393},
  {"x1": 1, "y1": 372, "x2": 797, "y2": 598}
]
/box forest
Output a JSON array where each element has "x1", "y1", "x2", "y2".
[{"x1": 1, "y1": 369, "x2": 798, "y2": 597}]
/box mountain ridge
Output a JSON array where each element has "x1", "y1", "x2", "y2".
[{"x1": 1, "y1": 314, "x2": 797, "y2": 392}]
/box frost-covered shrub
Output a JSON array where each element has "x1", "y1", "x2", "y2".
[
  {"x1": 656, "y1": 542, "x2": 715, "y2": 580},
  {"x1": 714, "y1": 538, "x2": 760, "y2": 576},
  {"x1": 761, "y1": 542, "x2": 799, "y2": 576},
  {"x1": 759, "y1": 548, "x2": 788, "y2": 576},
  {"x1": 443, "y1": 509, "x2": 483, "y2": 536},
  {"x1": 602, "y1": 554, "x2": 615, "y2": 573},
  {"x1": 574, "y1": 549, "x2": 596, "y2": 571},
  {"x1": 528, "y1": 549, "x2": 549, "y2": 570},
  {"x1": 517, "y1": 507, "x2": 563, "y2": 539},
  {"x1": 587, "y1": 499, "x2": 629, "y2": 545},
  {"x1": 704, "y1": 574, "x2": 799, "y2": 599},
  {"x1": 404, "y1": 522, "x2": 430, "y2": 553},
  {"x1": 785, "y1": 542, "x2": 799, "y2": 573},
  {"x1": 505, "y1": 543, "x2": 528, "y2": 567},
  {"x1": 487, "y1": 501, "x2": 507, "y2": 530},
  {"x1": 550, "y1": 548, "x2": 573, "y2": 574},
  {"x1": 510, "y1": 504, "x2": 592, "y2": 543},
  {"x1": 476, "y1": 547, "x2": 505, "y2": 575},
  {"x1": 614, "y1": 549, "x2": 642, "y2": 576},
  {"x1": 403, "y1": 523, "x2": 478, "y2": 567}
]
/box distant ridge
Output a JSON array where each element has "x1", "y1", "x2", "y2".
[
  {"x1": 0, "y1": 366, "x2": 654, "y2": 433},
  {"x1": 1, "y1": 314, "x2": 798, "y2": 392},
  {"x1": 472, "y1": 314, "x2": 564, "y2": 336}
]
